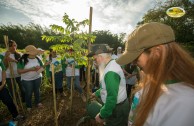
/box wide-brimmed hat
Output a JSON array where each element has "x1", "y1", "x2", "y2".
[
  {"x1": 87, "y1": 44, "x2": 113, "y2": 57},
  {"x1": 25, "y1": 45, "x2": 41, "y2": 55},
  {"x1": 116, "y1": 22, "x2": 175, "y2": 65}
]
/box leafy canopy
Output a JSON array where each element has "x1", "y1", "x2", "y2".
[{"x1": 42, "y1": 13, "x2": 96, "y2": 66}]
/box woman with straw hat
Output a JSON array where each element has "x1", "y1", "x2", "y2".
[{"x1": 17, "y1": 45, "x2": 48, "y2": 111}]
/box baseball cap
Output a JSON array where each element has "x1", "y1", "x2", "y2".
[
  {"x1": 116, "y1": 22, "x2": 175, "y2": 65},
  {"x1": 87, "y1": 44, "x2": 113, "y2": 57}
]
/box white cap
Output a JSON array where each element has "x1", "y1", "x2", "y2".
[{"x1": 37, "y1": 48, "x2": 44, "y2": 52}]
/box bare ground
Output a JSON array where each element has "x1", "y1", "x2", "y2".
[{"x1": 18, "y1": 89, "x2": 103, "y2": 126}]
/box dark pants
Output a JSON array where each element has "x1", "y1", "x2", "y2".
[
  {"x1": 50, "y1": 71, "x2": 63, "y2": 94},
  {"x1": 80, "y1": 65, "x2": 86, "y2": 82},
  {"x1": 105, "y1": 99, "x2": 130, "y2": 126},
  {"x1": 126, "y1": 85, "x2": 133, "y2": 98},
  {"x1": 0, "y1": 82, "x2": 18, "y2": 118},
  {"x1": 92, "y1": 69, "x2": 99, "y2": 88},
  {"x1": 6, "y1": 77, "x2": 25, "y2": 102}
]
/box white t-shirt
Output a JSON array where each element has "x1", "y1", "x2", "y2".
[
  {"x1": 1, "y1": 52, "x2": 21, "y2": 78},
  {"x1": 129, "y1": 82, "x2": 194, "y2": 126},
  {"x1": 49, "y1": 57, "x2": 62, "y2": 73},
  {"x1": 21, "y1": 58, "x2": 42, "y2": 80},
  {"x1": 65, "y1": 58, "x2": 79, "y2": 77}
]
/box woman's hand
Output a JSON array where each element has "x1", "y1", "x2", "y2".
[{"x1": 34, "y1": 66, "x2": 41, "y2": 71}]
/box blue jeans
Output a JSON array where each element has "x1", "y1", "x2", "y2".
[
  {"x1": 66, "y1": 76, "x2": 83, "y2": 94},
  {"x1": 22, "y1": 77, "x2": 42, "y2": 108},
  {"x1": 6, "y1": 77, "x2": 25, "y2": 102}
]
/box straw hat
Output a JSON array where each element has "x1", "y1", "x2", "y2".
[{"x1": 25, "y1": 45, "x2": 41, "y2": 55}]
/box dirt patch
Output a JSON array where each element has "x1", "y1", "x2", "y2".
[
  {"x1": 0, "y1": 80, "x2": 104, "y2": 126},
  {"x1": 15, "y1": 90, "x2": 102, "y2": 126}
]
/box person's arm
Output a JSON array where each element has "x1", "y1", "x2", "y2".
[
  {"x1": 99, "y1": 71, "x2": 120, "y2": 118},
  {"x1": 0, "y1": 62, "x2": 6, "y2": 91},
  {"x1": 3, "y1": 51, "x2": 18, "y2": 63},
  {"x1": 17, "y1": 67, "x2": 36, "y2": 74},
  {"x1": 17, "y1": 61, "x2": 36, "y2": 74},
  {"x1": 45, "y1": 60, "x2": 51, "y2": 78}
]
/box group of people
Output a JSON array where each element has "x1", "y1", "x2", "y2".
[
  {"x1": 45, "y1": 48, "x2": 86, "y2": 101},
  {"x1": 0, "y1": 43, "x2": 48, "y2": 123},
  {"x1": 88, "y1": 22, "x2": 194, "y2": 126},
  {"x1": 1, "y1": 22, "x2": 194, "y2": 126},
  {"x1": 0, "y1": 42, "x2": 87, "y2": 123}
]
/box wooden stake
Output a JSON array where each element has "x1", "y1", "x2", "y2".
[
  {"x1": 11, "y1": 63, "x2": 25, "y2": 114},
  {"x1": 86, "y1": 6, "x2": 93, "y2": 102},
  {"x1": 70, "y1": 63, "x2": 75, "y2": 116},
  {"x1": 51, "y1": 64, "x2": 58, "y2": 126}
]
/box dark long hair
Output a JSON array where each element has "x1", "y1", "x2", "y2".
[
  {"x1": 18, "y1": 54, "x2": 29, "y2": 65},
  {"x1": 18, "y1": 54, "x2": 42, "y2": 66},
  {"x1": 8, "y1": 40, "x2": 21, "y2": 61}
]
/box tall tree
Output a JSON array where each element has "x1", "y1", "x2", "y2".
[
  {"x1": 92, "y1": 30, "x2": 125, "y2": 52},
  {"x1": 0, "y1": 23, "x2": 57, "y2": 49}
]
